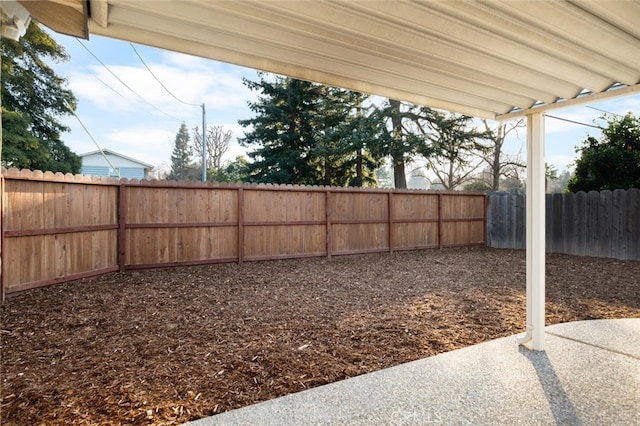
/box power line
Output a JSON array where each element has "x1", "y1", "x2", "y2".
[
  {"x1": 586, "y1": 106, "x2": 624, "y2": 118},
  {"x1": 94, "y1": 75, "x2": 127, "y2": 100},
  {"x1": 75, "y1": 39, "x2": 176, "y2": 119},
  {"x1": 65, "y1": 101, "x2": 121, "y2": 179},
  {"x1": 546, "y1": 114, "x2": 603, "y2": 130},
  {"x1": 129, "y1": 43, "x2": 201, "y2": 107},
  {"x1": 129, "y1": 43, "x2": 207, "y2": 181}
]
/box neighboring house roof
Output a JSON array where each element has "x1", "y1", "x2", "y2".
[{"x1": 79, "y1": 149, "x2": 154, "y2": 170}]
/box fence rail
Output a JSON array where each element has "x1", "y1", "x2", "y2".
[
  {"x1": 486, "y1": 189, "x2": 640, "y2": 260},
  {"x1": 1, "y1": 168, "x2": 486, "y2": 295}
]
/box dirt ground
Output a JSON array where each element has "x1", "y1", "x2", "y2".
[{"x1": 1, "y1": 247, "x2": 639, "y2": 425}]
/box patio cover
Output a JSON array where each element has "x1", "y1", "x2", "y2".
[{"x1": 5, "y1": 0, "x2": 640, "y2": 349}]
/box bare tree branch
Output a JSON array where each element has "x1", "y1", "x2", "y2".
[
  {"x1": 192, "y1": 125, "x2": 233, "y2": 169},
  {"x1": 481, "y1": 118, "x2": 525, "y2": 191}
]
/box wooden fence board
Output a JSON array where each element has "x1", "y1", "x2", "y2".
[
  {"x1": 442, "y1": 221, "x2": 485, "y2": 246},
  {"x1": 54, "y1": 234, "x2": 67, "y2": 279},
  {"x1": 4, "y1": 233, "x2": 20, "y2": 289},
  {"x1": 392, "y1": 222, "x2": 439, "y2": 250},
  {"x1": 43, "y1": 234, "x2": 57, "y2": 280},
  {"x1": 331, "y1": 223, "x2": 388, "y2": 254},
  {"x1": 245, "y1": 224, "x2": 325, "y2": 259},
  {"x1": 391, "y1": 193, "x2": 439, "y2": 220},
  {"x1": 331, "y1": 192, "x2": 388, "y2": 222}
]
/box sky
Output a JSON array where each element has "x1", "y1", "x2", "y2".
[{"x1": 49, "y1": 30, "x2": 640, "y2": 177}]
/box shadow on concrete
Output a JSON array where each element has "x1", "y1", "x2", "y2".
[{"x1": 519, "y1": 345, "x2": 582, "y2": 426}]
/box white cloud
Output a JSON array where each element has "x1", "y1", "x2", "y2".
[
  {"x1": 102, "y1": 127, "x2": 175, "y2": 167},
  {"x1": 68, "y1": 58, "x2": 256, "y2": 124},
  {"x1": 546, "y1": 154, "x2": 576, "y2": 171}
]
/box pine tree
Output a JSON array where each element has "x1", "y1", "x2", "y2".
[
  {"x1": 239, "y1": 75, "x2": 323, "y2": 184},
  {"x1": 238, "y1": 74, "x2": 380, "y2": 186},
  {"x1": 168, "y1": 123, "x2": 194, "y2": 181}
]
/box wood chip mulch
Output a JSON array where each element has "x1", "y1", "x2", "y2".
[{"x1": 1, "y1": 247, "x2": 639, "y2": 425}]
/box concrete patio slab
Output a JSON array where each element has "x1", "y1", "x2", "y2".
[{"x1": 188, "y1": 319, "x2": 640, "y2": 426}]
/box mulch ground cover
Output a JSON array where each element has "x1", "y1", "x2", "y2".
[{"x1": 1, "y1": 247, "x2": 639, "y2": 425}]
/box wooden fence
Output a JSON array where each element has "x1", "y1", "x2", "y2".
[
  {"x1": 1, "y1": 168, "x2": 486, "y2": 295},
  {"x1": 486, "y1": 189, "x2": 640, "y2": 260}
]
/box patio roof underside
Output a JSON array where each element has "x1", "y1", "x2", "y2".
[{"x1": 73, "y1": 0, "x2": 640, "y2": 120}]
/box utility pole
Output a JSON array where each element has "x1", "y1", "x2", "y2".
[{"x1": 201, "y1": 103, "x2": 206, "y2": 182}]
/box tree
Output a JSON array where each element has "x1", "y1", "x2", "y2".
[
  {"x1": 239, "y1": 74, "x2": 379, "y2": 186},
  {"x1": 420, "y1": 109, "x2": 489, "y2": 190},
  {"x1": 462, "y1": 179, "x2": 492, "y2": 192},
  {"x1": 388, "y1": 100, "x2": 409, "y2": 188},
  {"x1": 547, "y1": 168, "x2": 572, "y2": 194},
  {"x1": 310, "y1": 89, "x2": 381, "y2": 186},
  {"x1": 211, "y1": 156, "x2": 250, "y2": 182},
  {"x1": 192, "y1": 125, "x2": 232, "y2": 170},
  {"x1": 545, "y1": 163, "x2": 558, "y2": 192},
  {"x1": 567, "y1": 113, "x2": 640, "y2": 192},
  {"x1": 1, "y1": 21, "x2": 80, "y2": 173},
  {"x1": 168, "y1": 122, "x2": 196, "y2": 180},
  {"x1": 239, "y1": 75, "x2": 322, "y2": 184},
  {"x1": 368, "y1": 100, "x2": 427, "y2": 189},
  {"x1": 481, "y1": 119, "x2": 525, "y2": 191}
]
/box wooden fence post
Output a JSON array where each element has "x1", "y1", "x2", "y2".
[
  {"x1": 238, "y1": 187, "x2": 244, "y2": 265},
  {"x1": 0, "y1": 175, "x2": 4, "y2": 301},
  {"x1": 326, "y1": 190, "x2": 332, "y2": 258},
  {"x1": 388, "y1": 192, "x2": 393, "y2": 253},
  {"x1": 438, "y1": 193, "x2": 443, "y2": 249},
  {"x1": 118, "y1": 184, "x2": 126, "y2": 272},
  {"x1": 483, "y1": 194, "x2": 488, "y2": 245}
]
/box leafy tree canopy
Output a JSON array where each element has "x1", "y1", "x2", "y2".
[
  {"x1": 212, "y1": 156, "x2": 250, "y2": 183},
  {"x1": 567, "y1": 113, "x2": 640, "y2": 192},
  {"x1": 1, "y1": 22, "x2": 80, "y2": 173},
  {"x1": 419, "y1": 108, "x2": 490, "y2": 190}
]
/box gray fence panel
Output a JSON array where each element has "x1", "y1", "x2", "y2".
[
  {"x1": 586, "y1": 191, "x2": 600, "y2": 257},
  {"x1": 611, "y1": 189, "x2": 626, "y2": 260},
  {"x1": 627, "y1": 188, "x2": 640, "y2": 260},
  {"x1": 574, "y1": 191, "x2": 587, "y2": 256},
  {"x1": 598, "y1": 190, "x2": 613, "y2": 258},
  {"x1": 562, "y1": 192, "x2": 575, "y2": 255},
  {"x1": 486, "y1": 189, "x2": 640, "y2": 261},
  {"x1": 552, "y1": 193, "x2": 564, "y2": 253},
  {"x1": 515, "y1": 193, "x2": 526, "y2": 250},
  {"x1": 487, "y1": 192, "x2": 514, "y2": 248},
  {"x1": 545, "y1": 194, "x2": 552, "y2": 251}
]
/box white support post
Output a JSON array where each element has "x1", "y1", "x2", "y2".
[{"x1": 525, "y1": 112, "x2": 546, "y2": 351}]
